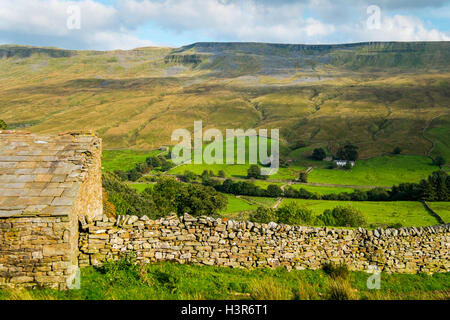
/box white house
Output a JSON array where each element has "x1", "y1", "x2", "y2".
[{"x1": 334, "y1": 160, "x2": 355, "y2": 167}]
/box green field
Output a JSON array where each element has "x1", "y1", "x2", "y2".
[
  {"x1": 1, "y1": 261, "x2": 448, "y2": 300},
  {"x1": 169, "y1": 163, "x2": 303, "y2": 180},
  {"x1": 219, "y1": 195, "x2": 278, "y2": 221},
  {"x1": 128, "y1": 183, "x2": 154, "y2": 193},
  {"x1": 102, "y1": 149, "x2": 164, "y2": 172},
  {"x1": 170, "y1": 154, "x2": 437, "y2": 187},
  {"x1": 220, "y1": 194, "x2": 258, "y2": 214},
  {"x1": 425, "y1": 114, "x2": 450, "y2": 163},
  {"x1": 290, "y1": 184, "x2": 363, "y2": 195},
  {"x1": 282, "y1": 199, "x2": 439, "y2": 227},
  {"x1": 427, "y1": 202, "x2": 450, "y2": 223},
  {"x1": 309, "y1": 155, "x2": 438, "y2": 187},
  {"x1": 242, "y1": 196, "x2": 278, "y2": 208}
]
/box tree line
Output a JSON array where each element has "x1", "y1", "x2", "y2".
[
  {"x1": 205, "y1": 170, "x2": 450, "y2": 202},
  {"x1": 102, "y1": 172, "x2": 227, "y2": 219}
]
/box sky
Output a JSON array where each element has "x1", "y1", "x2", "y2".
[{"x1": 0, "y1": 0, "x2": 449, "y2": 50}]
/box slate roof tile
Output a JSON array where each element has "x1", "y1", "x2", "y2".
[{"x1": 0, "y1": 131, "x2": 100, "y2": 217}]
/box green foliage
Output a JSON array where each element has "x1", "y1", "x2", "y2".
[
  {"x1": 102, "y1": 172, "x2": 160, "y2": 218},
  {"x1": 322, "y1": 263, "x2": 349, "y2": 280},
  {"x1": 149, "y1": 178, "x2": 227, "y2": 216},
  {"x1": 218, "y1": 170, "x2": 226, "y2": 178},
  {"x1": 276, "y1": 202, "x2": 314, "y2": 225},
  {"x1": 247, "y1": 165, "x2": 261, "y2": 179},
  {"x1": 283, "y1": 198, "x2": 439, "y2": 227},
  {"x1": 336, "y1": 144, "x2": 359, "y2": 161},
  {"x1": 312, "y1": 148, "x2": 326, "y2": 161},
  {"x1": 434, "y1": 156, "x2": 446, "y2": 168},
  {"x1": 248, "y1": 278, "x2": 294, "y2": 300},
  {"x1": 266, "y1": 184, "x2": 283, "y2": 197},
  {"x1": 0, "y1": 119, "x2": 7, "y2": 130},
  {"x1": 249, "y1": 207, "x2": 277, "y2": 224},
  {"x1": 183, "y1": 170, "x2": 197, "y2": 182},
  {"x1": 127, "y1": 168, "x2": 142, "y2": 182},
  {"x1": 326, "y1": 278, "x2": 356, "y2": 300},
  {"x1": 179, "y1": 183, "x2": 228, "y2": 216},
  {"x1": 316, "y1": 205, "x2": 367, "y2": 227},
  {"x1": 161, "y1": 161, "x2": 175, "y2": 172},
  {"x1": 103, "y1": 173, "x2": 227, "y2": 218},
  {"x1": 391, "y1": 170, "x2": 449, "y2": 201},
  {"x1": 101, "y1": 254, "x2": 141, "y2": 286},
  {"x1": 146, "y1": 156, "x2": 162, "y2": 168},
  {"x1": 298, "y1": 171, "x2": 308, "y2": 182}
]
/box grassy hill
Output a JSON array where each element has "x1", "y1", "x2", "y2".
[{"x1": 0, "y1": 42, "x2": 449, "y2": 160}]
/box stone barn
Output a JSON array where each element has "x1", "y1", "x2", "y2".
[{"x1": 0, "y1": 131, "x2": 102, "y2": 289}]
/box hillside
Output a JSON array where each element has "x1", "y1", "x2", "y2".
[{"x1": 0, "y1": 42, "x2": 449, "y2": 159}]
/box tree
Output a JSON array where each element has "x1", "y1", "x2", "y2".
[
  {"x1": 393, "y1": 147, "x2": 402, "y2": 155},
  {"x1": 183, "y1": 171, "x2": 197, "y2": 183},
  {"x1": 161, "y1": 161, "x2": 175, "y2": 172},
  {"x1": 0, "y1": 119, "x2": 7, "y2": 130},
  {"x1": 218, "y1": 170, "x2": 226, "y2": 178},
  {"x1": 276, "y1": 202, "x2": 314, "y2": 225},
  {"x1": 336, "y1": 144, "x2": 359, "y2": 161},
  {"x1": 298, "y1": 171, "x2": 308, "y2": 183},
  {"x1": 201, "y1": 170, "x2": 210, "y2": 179},
  {"x1": 316, "y1": 206, "x2": 366, "y2": 227},
  {"x1": 312, "y1": 148, "x2": 326, "y2": 161},
  {"x1": 135, "y1": 162, "x2": 149, "y2": 174},
  {"x1": 279, "y1": 158, "x2": 289, "y2": 168},
  {"x1": 176, "y1": 184, "x2": 227, "y2": 216},
  {"x1": 102, "y1": 172, "x2": 159, "y2": 218},
  {"x1": 419, "y1": 179, "x2": 436, "y2": 201},
  {"x1": 434, "y1": 156, "x2": 446, "y2": 168},
  {"x1": 127, "y1": 169, "x2": 142, "y2": 182},
  {"x1": 146, "y1": 156, "x2": 161, "y2": 168},
  {"x1": 250, "y1": 207, "x2": 277, "y2": 224},
  {"x1": 247, "y1": 165, "x2": 261, "y2": 179},
  {"x1": 266, "y1": 184, "x2": 283, "y2": 197},
  {"x1": 427, "y1": 170, "x2": 448, "y2": 201}
]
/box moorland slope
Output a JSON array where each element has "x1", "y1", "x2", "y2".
[{"x1": 0, "y1": 42, "x2": 449, "y2": 159}]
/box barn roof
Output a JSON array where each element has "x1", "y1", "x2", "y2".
[{"x1": 0, "y1": 131, "x2": 100, "y2": 217}]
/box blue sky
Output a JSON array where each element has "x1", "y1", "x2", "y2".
[{"x1": 0, "y1": 0, "x2": 449, "y2": 50}]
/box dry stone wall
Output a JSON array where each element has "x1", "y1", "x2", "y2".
[
  {"x1": 0, "y1": 215, "x2": 75, "y2": 289},
  {"x1": 79, "y1": 214, "x2": 450, "y2": 274}
]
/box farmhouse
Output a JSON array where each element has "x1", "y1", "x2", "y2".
[
  {"x1": 0, "y1": 131, "x2": 102, "y2": 289},
  {"x1": 334, "y1": 160, "x2": 355, "y2": 167}
]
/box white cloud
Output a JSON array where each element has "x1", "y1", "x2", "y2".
[
  {"x1": 119, "y1": 0, "x2": 335, "y2": 43},
  {"x1": 0, "y1": 0, "x2": 154, "y2": 50},
  {"x1": 350, "y1": 14, "x2": 450, "y2": 42},
  {"x1": 0, "y1": 0, "x2": 448, "y2": 49}
]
